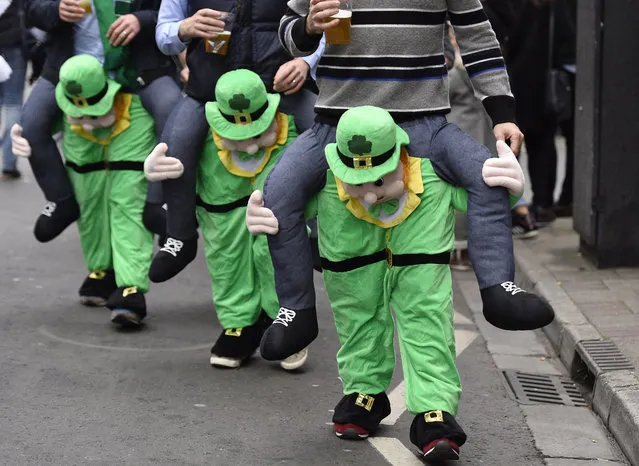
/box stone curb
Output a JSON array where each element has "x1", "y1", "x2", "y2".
[{"x1": 514, "y1": 240, "x2": 639, "y2": 466}]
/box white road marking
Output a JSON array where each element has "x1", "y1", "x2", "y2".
[{"x1": 368, "y1": 437, "x2": 423, "y2": 466}]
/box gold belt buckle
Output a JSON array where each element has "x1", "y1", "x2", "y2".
[
  {"x1": 424, "y1": 410, "x2": 444, "y2": 423},
  {"x1": 233, "y1": 112, "x2": 252, "y2": 126},
  {"x1": 355, "y1": 393, "x2": 375, "y2": 412},
  {"x1": 72, "y1": 96, "x2": 89, "y2": 108},
  {"x1": 352, "y1": 155, "x2": 373, "y2": 169},
  {"x1": 386, "y1": 247, "x2": 393, "y2": 269}
]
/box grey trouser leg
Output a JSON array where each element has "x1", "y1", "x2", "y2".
[
  {"x1": 279, "y1": 89, "x2": 317, "y2": 134},
  {"x1": 161, "y1": 95, "x2": 208, "y2": 239},
  {"x1": 263, "y1": 123, "x2": 335, "y2": 310},
  {"x1": 21, "y1": 78, "x2": 73, "y2": 202},
  {"x1": 139, "y1": 76, "x2": 183, "y2": 204},
  {"x1": 404, "y1": 115, "x2": 514, "y2": 289}
]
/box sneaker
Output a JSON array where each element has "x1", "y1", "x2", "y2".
[
  {"x1": 512, "y1": 210, "x2": 539, "y2": 239},
  {"x1": 410, "y1": 411, "x2": 467, "y2": 461},
  {"x1": 210, "y1": 322, "x2": 263, "y2": 369},
  {"x1": 34, "y1": 197, "x2": 81, "y2": 243},
  {"x1": 78, "y1": 270, "x2": 117, "y2": 306},
  {"x1": 280, "y1": 347, "x2": 308, "y2": 371},
  {"x1": 530, "y1": 205, "x2": 556, "y2": 227},
  {"x1": 450, "y1": 248, "x2": 471, "y2": 271},
  {"x1": 480, "y1": 281, "x2": 555, "y2": 330},
  {"x1": 260, "y1": 306, "x2": 319, "y2": 361},
  {"x1": 332, "y1": 392, "x2": 391, "y2": 440},
  {"x1": 1, "y1": 169, "x2": 21, "y2": 180},
  {"x1": 107, "y1": 286, "x2": 147, "y2": 328},
  {"x1": 148, "y1": 236, "x2": 197, "y2": 283}
]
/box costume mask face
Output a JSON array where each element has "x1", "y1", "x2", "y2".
[
  {"x1": 68, "y1": 109, "x2": 116, "y2": 132},
  {"x1": 342, "y1": 161, "x2": 405, "y2": 205},
  {"x1": 220, "y1": 119, "x2": 278, "y2": 155}
]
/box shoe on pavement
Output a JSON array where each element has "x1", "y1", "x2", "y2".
[
  {"x1": 552, "y1": 202, "x2": 573, "y2": 218},
  {"x1": 481, "y1": 281, "x2": 555, "y2": 331},
  {"x1": 78, "y1": 270, "x2": 117, "y2": 307},
  {"x1": 531, "y1": 205, "x2": 556, "y2": 227},
  {"x1": 1, "y1": 169, "x2": 21, "y2": 180},
  {"x1": 260, "y1": 306, "x2": 319, "y2": 361},
  {"x1": 512, "y1": 210, "x2": 539, "y2": 239},
  {"x1": 148, "y1": 236, "x2": 197, "y2": 283},
  {"x1": 210, "y1": 322, "x2": 263, "y2": 369},
  {"x1": 280, "y1": 347, "x2": 308, "y2": 371},
  {"x1": 410, "y1": 411, "x2": 467, "y2": 462},
  {"x1": 107, "y1": 286, "x2": 147, "y2": 328},
  {"x1": 34, "y1": 197, "x2": 80, "y2": 243},
  {"x1": 332, "y1": 392, "x2": 391, "y2": 440}
]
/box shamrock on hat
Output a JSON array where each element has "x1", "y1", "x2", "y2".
[
  {"x1": 205, "y1": 69, "x2": 280, "y2": 141},
  {"x1": 325, "y1": 106, "x2": 410, "y2": 185},
  {"x1": 55, "y1": 54, "x2": 121, "y2": 118}
]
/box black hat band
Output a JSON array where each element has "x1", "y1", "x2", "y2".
[
  {"x1": 220, "y1": 101, "x2": 269, "y2": 126},
  {"x1": 337, "y1": 146, "x2": 395, "y2": 170},
  {"x1": 66, "y1": 82, "x2": 109, "y2": 108}
]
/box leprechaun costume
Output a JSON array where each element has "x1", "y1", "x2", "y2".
[
  {"x1": 310, "y1": 107, "x2": 524, "y2": 461},
  {"x1": 195, "y1": 70, "x2": 304, "y2": 369},
  {"x1": 56, "y1": 55, "x2": 156, "y2": 328}
]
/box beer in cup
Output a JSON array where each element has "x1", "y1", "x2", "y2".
[
  {"x1": 78, "y1": 0, "x2": 92, "y2": 14},
  {"x1": 325, "y1": 2, "x2": 352, "y2": 45},
  {"x1": 205, "y1": 11, "x2": 234, "y2": 56}
]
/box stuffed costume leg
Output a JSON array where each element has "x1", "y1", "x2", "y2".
[
  {"x1": 63, "y1": 93, "x2": 155, "y2": 292},
  {"x1": 196, "y1": 112, "x2": 298, "y2": 328},
  {"x1": 318, "y1": 156, "x2": 466, "y2": 415}
]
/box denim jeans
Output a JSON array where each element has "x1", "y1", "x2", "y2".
[{"x1": 0, "y1": 47, "x2": 26, "y2": 172}]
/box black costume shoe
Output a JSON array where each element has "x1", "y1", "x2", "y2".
[
  {"x1": 481, "y1": 281, "x2": 555, "y2": 331},
  {"x1": 260, "y1": 306, "x2": 319, "y2": 361},
  {"x1": 148, "y1": 236, "x2": 197, "y2": 283},
  {"x1": 210, "y1": 321, "x2": 264, "y2": 369},
  {"x1": 78, "y1": 270, "x2": 116, "y2": 307},
  {"x1": 410, "y1": 411, "x2": 467, "y2": 462},
  {"x1": 332, "y1": 392, "x2": 391, "y2": 440},
  {"x1": 34, "y1": 197, "x2": 80, "y2": 243},
  {"x1": 107, "y1": 286, "x2": 147, "y2": 328},
  {"x1": 142, "y1": 202, "x2": 167, "y2": 238}
]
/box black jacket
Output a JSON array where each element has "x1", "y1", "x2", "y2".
[
  {"x1": 0, "y1": 1, "x2": 23, "y2": 47},
  {"x1": 24, "y1": 0, "x2": 174, "y2": 85}
]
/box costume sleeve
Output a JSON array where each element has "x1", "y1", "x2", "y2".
[
  {"x1": 451, "y1": 186, "x2": 520, "y2": 212},
  {"x1": 304, "y1": 195, "x2": 319, "y2": 220},
  {"x1": 25, "y1": 0, "x2": 64, "y2": 31},
  {"x1": 446, "y1": 0, "x2": 516, "y2": 126},
  {"x1": 154, "y1": 0, "x2": 189, "y2": 55},
  {"x1": 279, "y1": 0, "x2": 322, "y2": 57}
]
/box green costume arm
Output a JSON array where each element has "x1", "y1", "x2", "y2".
[
  {"x1": 450, "y1": 187, "x2": 521, "y2": 213},
  {"x1": 304, "y1": 194, "x2": 319, "y2": 221}
]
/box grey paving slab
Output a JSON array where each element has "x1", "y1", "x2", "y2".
[
  {"x1": 579, "y1": 302, "x2": 633, "y2": 318},
  {"x1": 491, "y1": 354, "x2": 563, "y2": 375},
  {"x1": 522, "y1": 405, "x2": 624, "y2": 461},
  {"x1": 545, "y1": 460, "x2": 626, "y2": 466},
  {"x1": 473, "y1": 316, "x2": 549, "y2": 356}
]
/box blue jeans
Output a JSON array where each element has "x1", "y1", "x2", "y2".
[{"x1": 0, "y1": 47, "x2": 26, "y2": 172}]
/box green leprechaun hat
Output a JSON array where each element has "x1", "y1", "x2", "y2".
[
  {"x1": 325, "y1": 106, "x2": 410, "y2": 185},
  {"x1": 55, "y1": 54, "x2": 121, "y2": 118},
  {"x1": 205, "y1": 69, "x2": 280, "y2": 141}
]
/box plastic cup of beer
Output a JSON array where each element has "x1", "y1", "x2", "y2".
[
  {"x1": 205, "y1": 11, "x2": 235, "y2": 56},
  {"x1": 78, "y1": 0, "x2": 92, "y2": 14},
  {"x1": 325, "y1": 1, "x2": 352, "y2": 45}
]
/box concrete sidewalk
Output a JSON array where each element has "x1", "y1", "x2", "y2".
[{"x1": 515, "y1": 218, "x2": 639, "y2": 466}]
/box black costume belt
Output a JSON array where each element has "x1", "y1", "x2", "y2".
[
  {"x1": 65, "y1": 160, "x2": 144, "y2": 173},
  {"x1": 196, "y1": 195, "x2": 251, "y2": 213},
  {"x1": 320, "y1": 249, "x2": 451, "y2": 272}
]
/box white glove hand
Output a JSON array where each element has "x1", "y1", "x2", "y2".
[
  {"x1": 482, "y1": 140, "x2": 525, "y2": 196},
  {"x1": 246, "y1": 190, "x2": 279, "y2": 235},
  {"x1": 10, "y1": 124, "x2": 32, "y2": 158},
  {"x1": 143, "y1": 143, "x2": 184, "y2": 182}
]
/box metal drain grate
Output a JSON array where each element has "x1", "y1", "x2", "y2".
[
  {"x1": 576, "y1": 339, "x2": 634, "y2": 376},
  {"x1": 502, "y1": 371, "x2": 588, "y2": 407}
]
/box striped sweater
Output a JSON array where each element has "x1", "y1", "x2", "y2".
[{"x1": 279, "y1": 0, "x2": 515, "y2": 125}]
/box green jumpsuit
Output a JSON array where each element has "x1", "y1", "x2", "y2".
[
  {"x1": 316, "y1": 155, "x2": 469, "y2": 416},
  {"x1": 62, "y1": 93, "x2": 156, "y2": 293},
  {"x1": 196, "y1": 112, "x2": 298, "y2": 329}
]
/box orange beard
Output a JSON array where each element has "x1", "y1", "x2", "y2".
[
  {"x1": 112, "y1": 93, "x2": 127, "y2": 121},
  {"x1": 400, "y1": 147, "x2": 410, "y2": 189}
]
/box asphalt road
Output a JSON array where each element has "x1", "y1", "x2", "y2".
[{"x1": 0, "y1": 168, "x2": 626, "y2": 466}]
